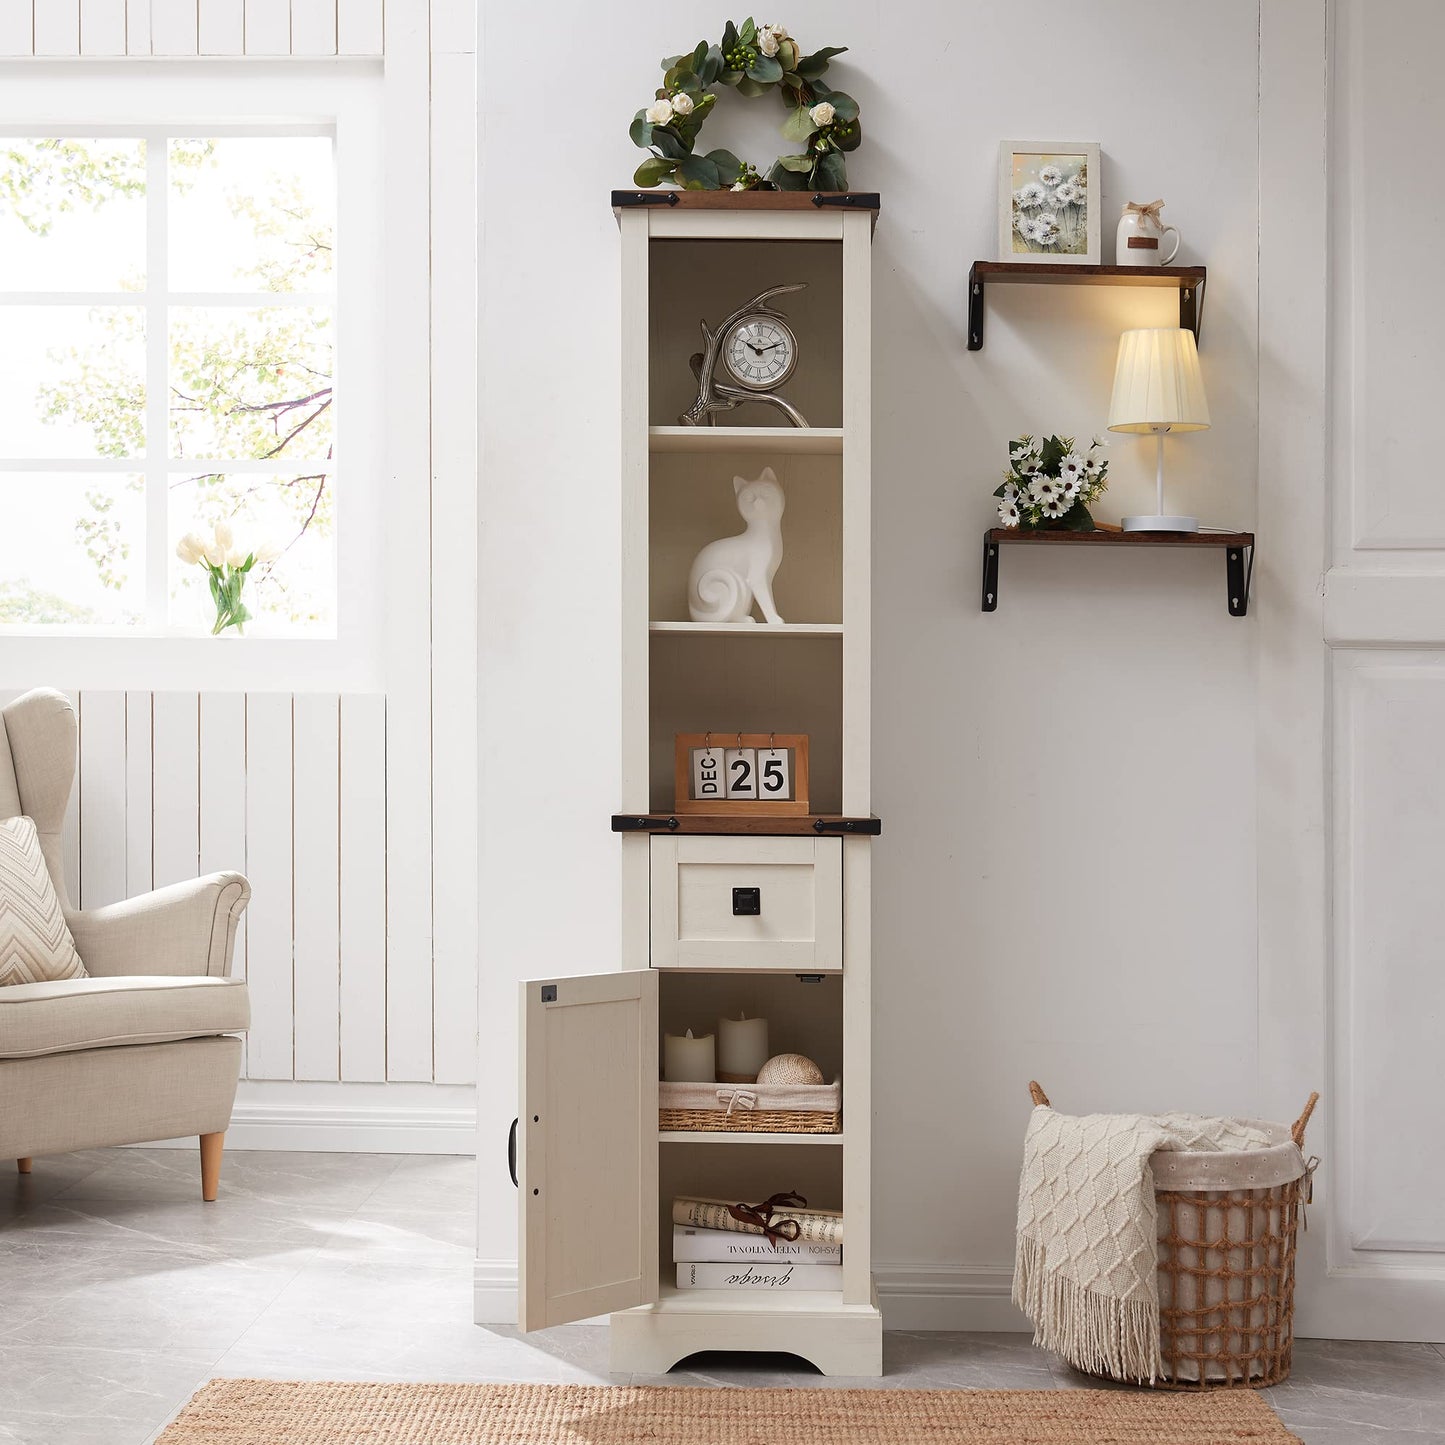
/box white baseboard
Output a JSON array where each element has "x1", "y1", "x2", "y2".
[
  {"x1": 472, "y1": 1259, "x2": 1027, "y2": 1332},
  {"x1": 139, "y1": 1081, "x2": 478, "y2": 1155}
]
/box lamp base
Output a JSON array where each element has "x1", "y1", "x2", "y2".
[{"x1": 1121, "y1": 514, "x2": 1199, "y2": 533}]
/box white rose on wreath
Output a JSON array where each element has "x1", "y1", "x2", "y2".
[
  {"x1": 645, "y1": 98, "x2": 675, "y2": 126},
  {"x1": 671, "y1": 91, "x2": 695, "y2": 116},
  {"x1": 810, "y1": 101, "x2": 835, "y2": 126}
]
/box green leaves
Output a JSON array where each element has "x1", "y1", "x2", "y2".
[
  {"x1": 633, "y1": 156, "x2": 676, "y2": 188},
  {"x1": 631, "y1": 22, "x2": 861, "y2": 198}
]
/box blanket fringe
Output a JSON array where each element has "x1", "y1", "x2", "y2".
[{"x1": 1012, "y1": 1235, "x2": 1163, "y2": 1384}]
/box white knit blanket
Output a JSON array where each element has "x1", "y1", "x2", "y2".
[{"x1": 1013, "y1": 1105, "x2": 1270, "y2": 1382}]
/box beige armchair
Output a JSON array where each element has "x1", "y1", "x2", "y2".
[{"x1": 0, "y1": 689, "x2": 250, "y2": 1200}]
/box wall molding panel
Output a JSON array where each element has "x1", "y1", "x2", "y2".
[{"x1": 0, "y1": 0, "x2": 386, "y2": 56}]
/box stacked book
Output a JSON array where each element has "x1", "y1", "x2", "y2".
[{"x1": 672, "y1": 1195, "x2": 843, "y2": 1292}]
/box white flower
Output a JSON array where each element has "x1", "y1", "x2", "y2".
[
  {"x1": 1030, "y1": 475, "x2": 1062, "y2": 504},
  {"x1": 1017, "y1": 453, "x2": 1042, "y2": 476},
  {"x1": 1014, "y1": 181, "x2": 1047, "y2": 210},
  {"x1": 1034, "y1": 216, "x2": 1061, "y2": 246},
  {"x1": 225, "y1": 546, "x2": 248, "y2": 567},
  {"x1": 175, "y1": 531, "x2": 206, "y2": 566},
  {"x1": 731, "y1": 181, "x2": 749, "y2": 191},
  {"x1": 758, "y1": 28, "x2": 780, "y2": 55},
  {"x1": 1009, "y1": 440, "x2": 1035, "y2": 462},
  {"x1": 213, "y1": 518, "x2": 233, "y2": 549},
  {"x1": 671, "y1": 91, "x2": 695, "y2": 116},
  {"x1": 1038, "y1": 165, "x2": 1063, "y2": 187},
  {"x1": 1058, "y1": 453, "x2": 1085, "y2": 481},
  {"x1": 202, "y1": 539, "x2": 225, "y2": 567},
  {"x1": 1058, "y1": 474, "x2": 1082, "y2": 501},
  {"x1": 1000, "y1": 481, "x2": 1021, "y2": 505},
  {"x1": 1091, "y1": 434, "x2": 1109, "y2": 449},
  {"x1": 1083, "y1": 453, "x2": 1104, "y2": 475},
  {"x1": 1054, "y1": 182, "x2": 1082, "y2": 206},
  {"x1": 810, "y1": 101, "x2": 836, "y2": 127},
  {"x1": 1039, "y1": 494, "x2": 1070, "y2": 518},
  {"x1": 645, "y1": 99, "x2": 674, "y2": 126},
  {"x1": 254, "y1": 540, "x2": 282, "y2": 564},
  {"x1": 997, "y1": 501, "x2": 1021, "y2": 528}
]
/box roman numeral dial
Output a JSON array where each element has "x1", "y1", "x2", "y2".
[{"x1": 721, "y1": 314, "x2": 799, "y2": 392}]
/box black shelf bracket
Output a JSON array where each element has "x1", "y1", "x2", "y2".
[
  {"x1": 968, "y1": 266, "x2": 986, "y2": 351},
  {"x1": 1226, "y1": 543, "x2": 1253, "y2": 618},
  {"x1": 611, "y1": 813, "x2": 680, "y2": 831},
  {"x1": 981, "y1": 538, "x2": 1000, "y2": 612},
  {"x1": 1179, "y1": 281, "x2": 1201, "y2": 340}
]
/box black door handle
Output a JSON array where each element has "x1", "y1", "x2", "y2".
[
  {"x1": 507, "y1": 1117, "x2": 518, "y2": 1187},
  {"x1": 733, "y1": 886, "x2": 761, "y2": 915}
]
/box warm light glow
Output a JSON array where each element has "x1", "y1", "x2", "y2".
[{"x1": 1107, "y1": 328, "x2": 1211, "y2": 434}]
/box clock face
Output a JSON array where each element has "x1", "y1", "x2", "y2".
[{"x1": 722, "y1": 315, "x2": 798, "y2": 391}]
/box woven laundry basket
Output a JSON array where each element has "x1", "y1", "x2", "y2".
[{"x1": 1028, "y1": 1082, "x2": 1318, "y2": 1389}]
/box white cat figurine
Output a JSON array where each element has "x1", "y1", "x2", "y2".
[{"x1": 687, "y1": 468, "x2": 786, "y2": 625}]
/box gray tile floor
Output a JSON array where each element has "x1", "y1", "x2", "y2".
[{"x1": 2, "y1": 1149, "x2": 1441, "y2": 1444}]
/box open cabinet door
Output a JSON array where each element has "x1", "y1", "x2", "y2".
[{"x1": 519, "y1": 969, "x2": 658, "y2": 1331}]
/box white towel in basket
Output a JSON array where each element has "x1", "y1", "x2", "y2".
[{"x1": 1012, "y1": 1103, "x2": 1270, "y2": 1383}]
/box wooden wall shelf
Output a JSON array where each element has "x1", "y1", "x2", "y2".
[
  {"x1": 967, "y1": 262, "x2": 1207, "y2": 351},
  {"x1": 981, "y1": 528, "x2": 1254, "y2": 617}
]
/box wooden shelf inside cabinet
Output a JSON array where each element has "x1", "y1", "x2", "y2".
[
  {"x1": 981, "y1": 528, "x2": 1254, "y2": 617},
  {"x1": 649, "y1": 426, "x2": 845, "y2": 455},
  {"x1": 613, "y1": 814, "x2": 881, "y2": 837},
  {"x1": 967, "y1": 262, "x2": 1207, "y2": 351},
  {"x1": 649, "y1": 621, "x2": 843, "y2": 636},
  {"x1": 659, "y1": 1130, "x2": 845, "y2": 1145}
]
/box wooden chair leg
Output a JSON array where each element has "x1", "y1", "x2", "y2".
[
  {"x1": 16, "y1": 1158, "x2": 32, "y2": 1175},
  {"x1": 199, "y1": 1133, "x2": 224, "y2": 1202}
]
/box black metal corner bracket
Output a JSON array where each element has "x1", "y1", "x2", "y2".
[
  {"x1": 611, "y1": 190, "x2": 679, "y2": 207},
  {"x1": 813, "y1": 816, "x2": 882, "y2": 836},
  {"x1": 611, "y1": 813, "x2": 680, "y2": 832},
  {"x1": 1226, "y1": 543, "x2": 1253, "y2": 618},
  {"x1": 812, "y1": 192, "x2": 882, "y2": 209},
  {"x1": 967, "y1": 263, "x2": 986, "y2": 351}
]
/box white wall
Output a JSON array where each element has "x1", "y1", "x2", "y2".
[{"x1": 477, "y1": 0, "x2": 1264, "y2": 1323}]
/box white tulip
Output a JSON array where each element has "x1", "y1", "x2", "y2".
[
  {"x1": 213, "y1": 518, "x2": 233, "y2": 549},
  {"x1": 203, "y1": 541, "x2": 225, "y2": 567},
  {"x1": 810, "y1": 101, "x2": 836, "y2": 127},
  {"x1": 645, "y1": 99, "x2": 674, "y2": 126},
  {"x1": 671, "y1": 91, "x2": 695, "y2": 116},
  {"x1": 226, "y1": 547, "x2": 248, "y2": 567},
  {"x1": 175, "y1": 532, "x2": 205, "y2": 566},
  {"x1": 254, "y1": 540, "x2": 283, "y2": 564}
]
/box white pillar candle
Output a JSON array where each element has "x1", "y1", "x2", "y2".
[
  {"x1": 663, "y1": 1028, "x2": 716, "y2": 1083},
  {"x1": 716, "y1": 1012, "x2": 769, "y2": 1083}
]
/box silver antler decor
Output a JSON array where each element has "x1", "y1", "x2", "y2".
[{"x1": 678, "y1": 283, "x2": 810, "y2": 428}]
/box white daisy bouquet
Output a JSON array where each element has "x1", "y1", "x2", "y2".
[{"x1": 994, "y1": 433, "x2": 1108, "y2": 531}]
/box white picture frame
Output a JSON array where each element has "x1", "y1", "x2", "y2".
[{"x1": 998, "y1": 141, "x2": 1101, "y2": 265}]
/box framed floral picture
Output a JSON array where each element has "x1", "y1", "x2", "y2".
[{"x1": 998, "y1": 141, "x2": 1101, "y2": 265}]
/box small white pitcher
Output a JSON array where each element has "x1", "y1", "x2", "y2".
[{"x1": 1116, "y1": 200, "x2": 1180, "y2": 267}]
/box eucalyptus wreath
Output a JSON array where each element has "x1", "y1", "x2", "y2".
[{"x1": 630, "y1": 18, "x2": 861, "y2": 192}]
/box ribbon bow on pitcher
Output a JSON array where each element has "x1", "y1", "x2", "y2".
[
  {"x1": 726, "y1": 1190, "x2": 808, "y2": 1248},
  {"x1": 1123, "y1": 198, "x2": 1165, "y2": 224}
]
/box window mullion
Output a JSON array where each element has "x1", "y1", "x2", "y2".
[{"x1": 144, "y1": 139, "x2": 169, "y2": 630}]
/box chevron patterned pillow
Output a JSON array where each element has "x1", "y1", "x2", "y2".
[{"x1": 0, "y1": 816, "x2": 86, "y2": 986}]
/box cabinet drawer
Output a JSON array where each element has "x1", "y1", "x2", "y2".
[{"x1": 649, "y1": 836, "x2": 842, "y2": 971}]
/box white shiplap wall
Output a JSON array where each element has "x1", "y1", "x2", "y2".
[
  {"x1": 0, "y1": 0, "x2": 385, "y2": 56},
  {"x1": 40, "y1": 690, "x2": 410, "y2": 1085}
]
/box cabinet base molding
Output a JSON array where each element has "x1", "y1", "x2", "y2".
[{"x1": 610, "y1": 1284, "x2": 883, "y2": 1377}]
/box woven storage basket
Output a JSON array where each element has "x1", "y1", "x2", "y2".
[
  {"x1": 1028, "y1": 1082, "x2": 1318, "y2": 1390},
  {"x1": 659, "y1": 1078, "x2": 841, "y2": 1134}
]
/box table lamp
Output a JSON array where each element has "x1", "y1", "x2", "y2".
[{"x1": 1107, "y1": 328, "x2": 1211, "y2": 532}]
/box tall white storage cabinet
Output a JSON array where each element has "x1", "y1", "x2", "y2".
[{"x1": 517, "y1": 192, "x2": 881, "y2": 1377}]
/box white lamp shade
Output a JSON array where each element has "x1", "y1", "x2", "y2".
[{"x1": 1107, "y1": 328, "x2": 1211, "y2": 434}]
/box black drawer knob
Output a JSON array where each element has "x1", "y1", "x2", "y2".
[{"x1": 732, "y1": 886, "x2": 761, "y2": 916}]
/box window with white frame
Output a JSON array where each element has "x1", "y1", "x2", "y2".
[{"x1": 0, "y1": 130, "x2": 337, "y2": 634}]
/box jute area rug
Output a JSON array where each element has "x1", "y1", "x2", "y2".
[{"x1": 158, "y1": 1379, "x2": 1301, "y2": 1444}]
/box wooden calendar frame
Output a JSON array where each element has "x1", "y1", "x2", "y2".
[{"x1": 673, "y1": 732, "x2": 810, "y2": 816}]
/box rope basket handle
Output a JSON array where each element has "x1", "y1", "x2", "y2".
[
  {"x1": 1028, "y1": 1080, "x2": 1050, "y2": 1107},
  {"x1": 1291, "y1": 1091, "x2": 1320, "y2": 1149}
]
